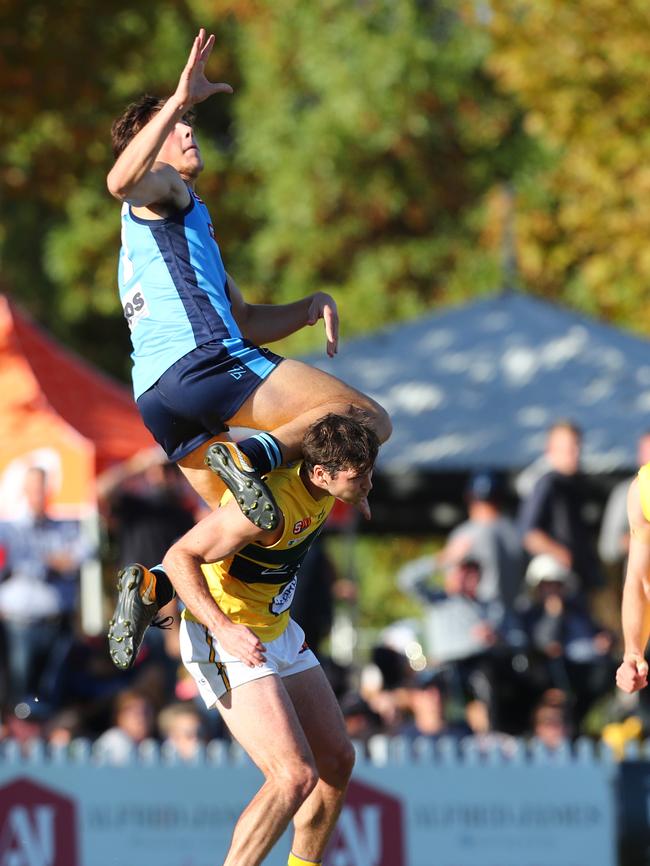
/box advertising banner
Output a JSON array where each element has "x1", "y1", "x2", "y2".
[{"x1": 0, "y1": 758, "x2": 616, "y2": 866}]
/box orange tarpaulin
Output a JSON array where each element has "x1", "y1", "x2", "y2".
[{"x1": 0, "y1": 295, "x2": 154, "y2": 519}]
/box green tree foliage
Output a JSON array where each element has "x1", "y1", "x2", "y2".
[
  {"x1": 229, "y1": 0, "x2": 532, "y2": 351},
  {"x1": 0, "y1": 0, "x2": 532, "y2": 374},
  {"x1": 0, "y1": 0, "x2": 234, "y2": 376},
  {"x1": 488, "y1": 0, "x2": 650, "y2": 329}
]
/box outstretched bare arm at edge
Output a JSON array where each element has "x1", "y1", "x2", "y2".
[{"x1": 616, "y1": 477, "x2": 650, "y2": 693}]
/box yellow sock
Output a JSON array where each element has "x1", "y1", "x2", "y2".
[{"x1": 288, "y1": 854, "x2": 321, "y2": 866}]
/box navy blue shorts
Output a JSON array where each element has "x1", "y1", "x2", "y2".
[{"x1": 137, "y1": 338, "x2": 284, "y2": 462}]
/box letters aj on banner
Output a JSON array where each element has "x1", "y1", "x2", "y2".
[{"x1": 0, "y1": 778, "x2": 79, "y2": 866}]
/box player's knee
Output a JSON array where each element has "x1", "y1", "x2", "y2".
[
  {"x1": 319, "y1": 739, "x2": 356, "y2": 787},
  {"x1": 373, "y1": 403, "x2": 392, "y2": 443},
  {"x1": 279, "y1": 760, "x2": 319, "y2": 806},
  {"x1": 348, "y1": 399, "x2": 392, "y2": 443}
]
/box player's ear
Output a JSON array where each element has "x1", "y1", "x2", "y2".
[{"x1": 311, "y1": 464, "x2": 328, "y2": 484}]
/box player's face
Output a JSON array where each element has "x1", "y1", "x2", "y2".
[
  {"x1": 158, "y1": 120, "x2": 204, "y2": 179},
  {"x1": 325, "y1": 466, "x2": 373, "y2": 505}
]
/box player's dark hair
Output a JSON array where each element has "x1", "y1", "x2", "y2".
[
  {"x1": 302, "y1": 411, "x2": 379, "y2": 477},
  {"x1": 110, "y1": 95, "x2": 195, "y2": 158}
]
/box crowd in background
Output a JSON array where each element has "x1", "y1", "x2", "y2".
[{"x1": 0, "y1": 419, "x2": 647, "y2": 761}]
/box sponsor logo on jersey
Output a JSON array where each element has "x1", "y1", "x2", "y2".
[
  {"x1": 122, "y1": 286, "x2": 150, "y2": 331},
  {"x1": 269, "y1": 576, "x2": 297, "y2": 616},
  {"x1": 228, "y1": 364, "x2": 247, "y2": 380},
  {"x1": 293, "y1": 517, "x2": 312, "y2": 535}
]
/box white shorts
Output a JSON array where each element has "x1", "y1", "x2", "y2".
[{"x1": 180, "y1": 616, "x2": 320, "y2": 708}]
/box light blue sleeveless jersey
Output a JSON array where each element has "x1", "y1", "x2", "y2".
[{"x1": 118, "y1": 192, "x2": 243, "y2": 398}]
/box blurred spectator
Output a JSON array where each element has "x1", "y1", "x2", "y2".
[
  {"x1": 464, "y1": 697, "x2": 519, "y2": 757},
  {"x1": 158, "y1": 701, "x2": 206, "y2": 761},
  {"x1": 529, "y1": 690, "x2": 573, "y2": 751},
  {"x1": 291, "y1": 536, "x2": 347, "y2": 656},
  {"x1": 437, "y1": 470, "x2": 524, "y2": 613},
  {"x1": 339, "y1": 691, "x2": 383, "y2": 748},
  {"x1": 399, "y1": 554, "x2": 534, "y2": 732},
  {"x1": 0, "y1": 696, "x2": 53, "y2": 755},
  {"x1": 320, "y1": 656, "x2": 351, "y2": 700},
  {"x1": 97, "y1": 447, "x2": 196, "y2": 571},
  {"x1": 359, "y1": 662, "x2": 408, "y2": 736},
  {"x1": 398, "y1": 668, "x2": 472, "y2": 742},
  {"x1": 0, "y1": 466, "x2": 92, "y2": 703},
  {"x1": 398, "y1": 556, "x2": 504, "y2": 667},
  {"x1": 601, "y1": 714, "x2": 644, "y2": 760},
  {"x1": 518, "y1": 420, "x2": 604, "y2": 594},
  {"x1": 371, "y1": 640, "x2": 415, "y2": 691},
  {"x1": 519, "y1": 554, "x2": 615, "y2": 726},
  {"x1": 45, "y1": 708, "x2": 85, "y2": 747},
  {"x1": 598, "y1": 431, "x2": 650, "y2": 573},
  {"x1": 94, "y1": 688, "x2": 155, "y2": 764},
  {"x1": 97, "y1": 449, "x2": 197, "y2": 688}
]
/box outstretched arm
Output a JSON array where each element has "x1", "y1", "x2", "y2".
[
  {"x1": 163, "y1": 499, "x2": 282, "y2": 667},
  {"x1": 228, "y1": 274, "x2": 339, "y2": 357},
  {"x1": 106, "y1": 28, "x2": 232, "y2": 207},
  {"x1": 617, "y1": 478, "x2": 650, "y2": 692}
]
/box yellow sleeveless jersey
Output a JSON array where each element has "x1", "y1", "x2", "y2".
[
  {"x1": 638, "y1": 463, "x2": 650, "y2": 522},
  {"x1": 184, "y1": 462, "x2": 334, "y2": 641}
]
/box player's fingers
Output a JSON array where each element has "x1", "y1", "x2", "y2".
[
  {"x1": 239, "y1": 644, "x2": 260, "y2": 667},
  {"x1": 637, "y1": 659, "x2": 649, "y2": 675},
  {"x1": 184, "y1": 36, "x2": 200, "y2": 72},
  {"x1": 247, "y1": 634, "x2": 266, "y2": 664},
  {"x1": 199, "y1": 33, "x2": 215, "y2": 63},
  {"x1": 210, "y1": 83, "x2": 234, "y2": 95},
  {"x1": 323, "y1": 305, "x2": 338, "y2": 355},
  {"x1": 616, "y1": 674, "x2": 634, "y2": 693}
]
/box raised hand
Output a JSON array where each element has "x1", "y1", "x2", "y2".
[
  {"x1": 307, "y1": 291, "x2": 339, "y2": 357},
  {"x1": 175, "y1": 28, "x2": 233, "y2": 108}
]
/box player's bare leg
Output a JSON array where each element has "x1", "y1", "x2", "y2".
[
  {"x1": 284, "y1": 665, "x2": 355, "y2": 862},
  {"x1": 216, "y1": 675, "x2": 319, "y2": 866},
  {"x1": 178, "y1": 361, "x2": 390, "y2": 518},
  {"x1": 177, "y1": 433, "x2": 231, "y2": 509},
  {"x1": 229, "y1": 359, "x2": 391, "y2": 452}
]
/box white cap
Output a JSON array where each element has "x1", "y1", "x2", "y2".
[{"x1": 525, "y1": 554, "x2": 573, "y2": 587}]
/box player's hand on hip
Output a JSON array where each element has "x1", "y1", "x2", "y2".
[
  {"x1": 307, "y1": 292, "x2": 339, "y2": 357},
  {"x1": 616, "y1": 654, "x2": 649, "y2": 693},
  {"x1": 175, "y1": 28, "x2": 233, "y2": 108},
  {"x1": 219, "y1": 622, "x2": 267, "y2": 668}
]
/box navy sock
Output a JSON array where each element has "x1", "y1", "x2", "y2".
[
  {"x1": 150, "y1": 565, "x2": 175, "y2": 608},
  {"x1": 237, "y1": 432, "x2": 284, "y2": 475}
]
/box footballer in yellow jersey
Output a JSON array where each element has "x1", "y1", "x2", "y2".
[
  {"x1": 185, "y1": 462, "x2": 334, "y2": 641},
  {"x1": 162, "y1": 413, "x2": 379, "y2": 866},
  {"x1": 167, "y1": 413, "x2": 377, "y2": 696}
]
